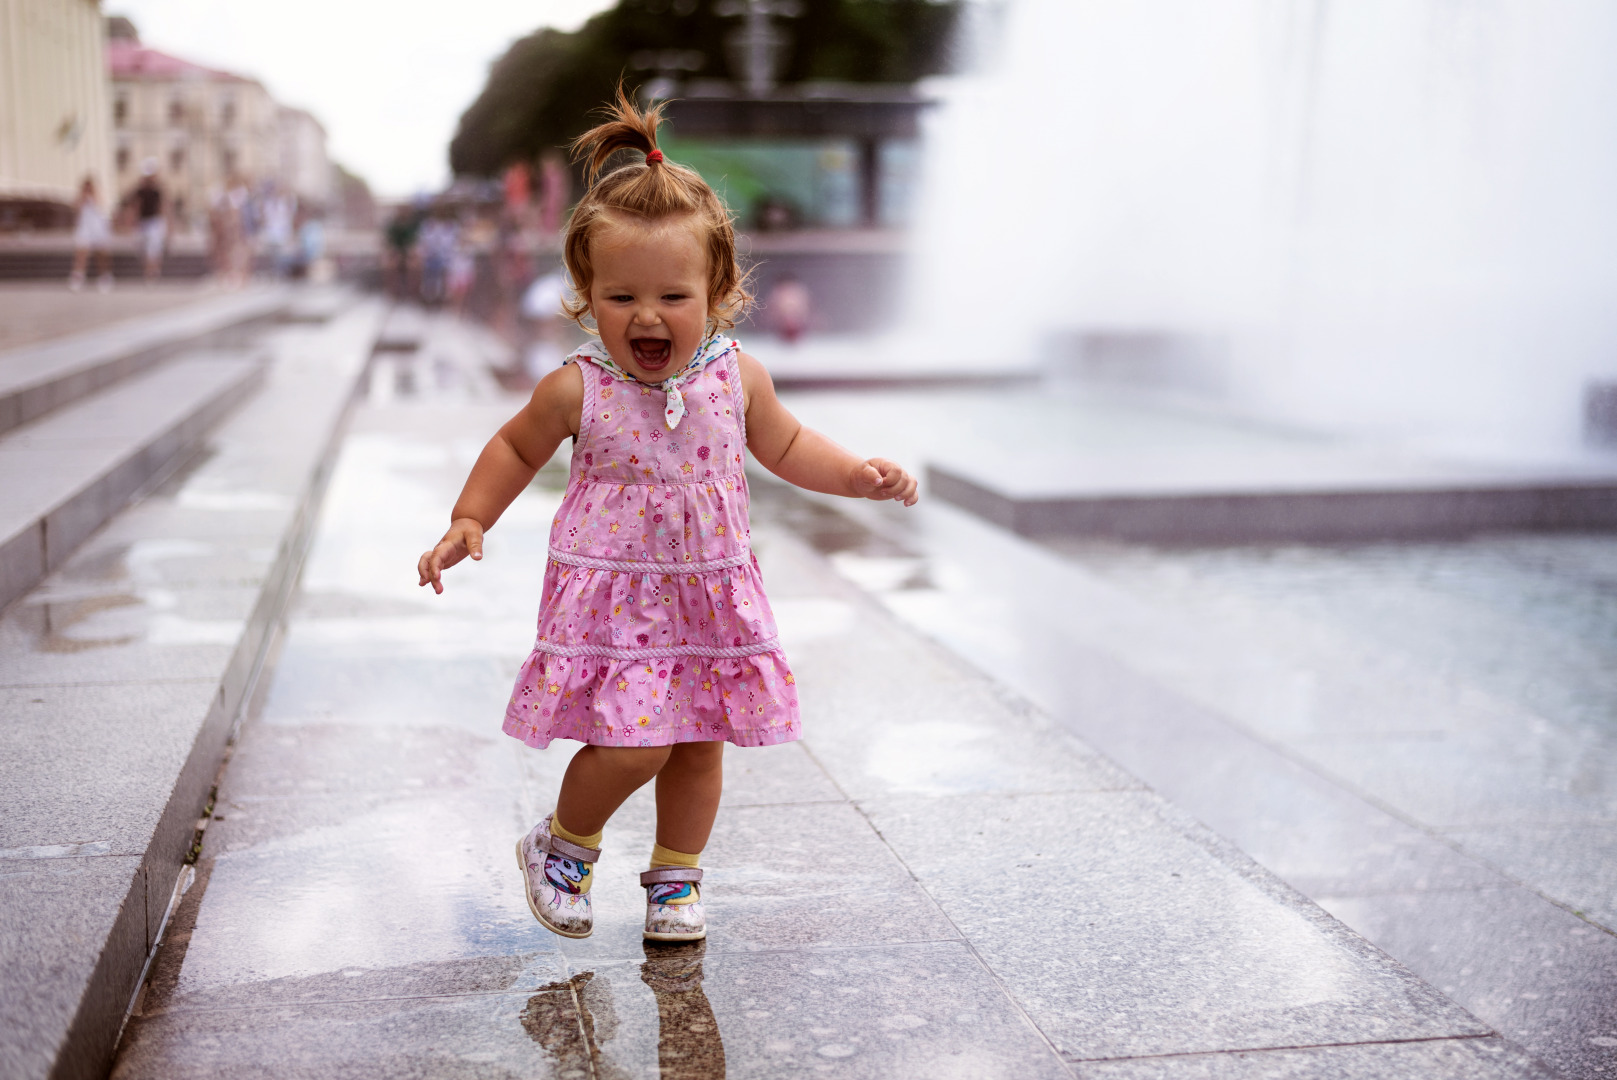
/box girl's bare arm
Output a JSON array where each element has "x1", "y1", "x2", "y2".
[
  {"x1": 416, "y1": 362, "x2": 583, "y2": 593},
  {"x1": 738, "y1": 352, "x2": 918, "y2": 505}
]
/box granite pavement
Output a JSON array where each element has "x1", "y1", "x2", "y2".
[
  {"x1": 781, "y1": 382, "x2": 1617, "y2": 1079},
  {"x1": 109, "y1": 371, "x2": 1540, "y2": 1078}
]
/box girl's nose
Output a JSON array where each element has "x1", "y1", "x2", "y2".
[{"x1": 633, "y1": 305, "x2": 661, "y2": 325}]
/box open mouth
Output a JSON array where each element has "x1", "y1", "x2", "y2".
[{"x1": 629, "y1": 337, "x2": 673, "y2": 371}]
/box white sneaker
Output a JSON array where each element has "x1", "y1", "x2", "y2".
[
  {"x1": 641, "y1": 866, "x2": 707, "y2": 942},
  {"x1": 517, "y1": 815, "x2": 600, "y2": 939}
]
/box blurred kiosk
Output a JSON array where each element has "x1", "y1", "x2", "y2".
[{"x1": 660, "y1": 84, "x2": 929, "y2": 230}]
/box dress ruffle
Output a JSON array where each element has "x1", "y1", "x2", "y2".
[
  {"x1": 503, "y1": 648, "x2": 799, "y2": 748},
  {"x1": 529, "y1": 556, "x2": 777, "y2": 654}
]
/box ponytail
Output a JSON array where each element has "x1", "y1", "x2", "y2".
[
  {"x1": 561, "y1": 84, "x2": 751, "y2": 331},
  {"x1": 571, "y1": 84, "x2": 667, "y2": 183}
]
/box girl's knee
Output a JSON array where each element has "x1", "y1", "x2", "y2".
[
  {"x1": 584, "y1": 744, "x2": 671, "y2": 779},
  {"x1": 666, "y1": 741, "x2": 724, "y2": 773}
]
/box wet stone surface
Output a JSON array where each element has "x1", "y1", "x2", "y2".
[
  {"x1": 777, "y1": 385, "x2": 1617, "y2": 1078},
  {"x1": 112, "y1": 383, "x2": 1536, "y2": 1078}
]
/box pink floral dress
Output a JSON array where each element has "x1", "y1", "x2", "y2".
[{"x1": 503, "y1": 337, "x2": 800, "y2": 749}]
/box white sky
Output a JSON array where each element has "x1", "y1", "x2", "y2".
[{"x1": 108, "y1": 0, "x2": 618, "y2": 197}]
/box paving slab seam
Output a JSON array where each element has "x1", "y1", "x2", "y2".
[
  {"x1": 853, "y1": 784, "x2": 1146, "y2": 803},
  {"x1": 1310, "y1": 883, "x2": 1516, "y2": 901},
  {"x1": 555, "y1": 936, "x2": 977, "y2": 971},
  {"x1": 1428, "y1": 816, "x2": 1617, "y2": 830},
  {"x1": 111, "y1": 866, "x2": 197, "y2": 1054},
  {"x1": 139, "y1": 985, "x2": 578, "y2": 1018},
  {"x1": 1065, "y1": 1031, "x2": 1505, "y2": 1064},
  {"x1": 1, "y1": 677, "x2": 225, "y2": 691}
]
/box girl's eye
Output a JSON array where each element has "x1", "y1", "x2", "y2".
[{"x1": 662, "y1": 293, "x2": 688, "y2": 302}]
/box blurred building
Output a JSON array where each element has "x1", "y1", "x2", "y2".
[
  {"x1": 106, "y1": 18, "x2": 330, "y2": 229},
  {"x1": 0, "y1": 0, "x2": 115, "y2": 229},
  {"x1": 277, "y1": 106, "x2": 331, "y2": 206}
]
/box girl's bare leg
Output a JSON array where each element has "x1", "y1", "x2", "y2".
[
  {"x1": 555, "y1": 745, "x2": 671, "y2": 835},
  {"x1": 653, "y1": 742, "x2": 724, "y2": 853}
]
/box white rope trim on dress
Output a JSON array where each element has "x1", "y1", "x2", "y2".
[
  {"x1": 532, "y1": 638, "x2": 782, "y2": 661},
  {"x1": 548, "y1": 548, "x2": 751, "y2": 573}
]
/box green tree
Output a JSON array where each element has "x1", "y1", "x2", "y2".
[{"x1": 449, "y1": 0, "x2": 960, "y2": 178}]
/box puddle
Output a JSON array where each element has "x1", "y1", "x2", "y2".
[
  {"x1": 36, "y1": 592, "x2": 141, "y2": 652},
  {"x1": 750, "y1": 480, "x2": 939, "y2": 593},
  {"x1": 522, "y1": 942, "x2": 725, "y2": 1080}
]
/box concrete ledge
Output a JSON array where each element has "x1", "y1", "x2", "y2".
[
  {"x1": 0, "y1": 288, "x2": 289, "y2": 438},
  {"x1": 929, "y1": 463, "x2": 1617, "y2": 542},
  {"x1": 0, "y1": 294, "x2": 384, "y2": 1080},
  {"x1": 0, "y1": 357, "x2": 267, "y2": 613}
]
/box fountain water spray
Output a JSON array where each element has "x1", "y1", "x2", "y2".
[{"x1": 902, "y1": 0, "x2": 1617, "y2": 455}]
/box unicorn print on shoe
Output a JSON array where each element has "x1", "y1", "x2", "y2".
[
  {"x1": 641, "y1": 866, "x2": 706, "y2": 941},
  {"x1": 518, "y1": 815, "x2": 600, "y2": 939},
  {"x1": 544, "y1": 854, "x2": 590, "y2": 894}
]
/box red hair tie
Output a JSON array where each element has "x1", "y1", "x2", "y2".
[{"x1": 645, "y1": 149, "x2": 664, "y2": 164}]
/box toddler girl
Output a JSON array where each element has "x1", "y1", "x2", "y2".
[{"x1": 417, "y1": 91, "x2": 917, "y2": 942}]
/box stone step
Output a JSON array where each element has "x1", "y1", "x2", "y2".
[
  {"x1": 0, "y1": 354, "x2": 267, "y2": 612},
  {"x1": 930, "y1": 461, "x2": 1617, "y2": 542},
  {"x1": 0, "y1": 294, "x2": 384, "y2": 1080},
  {"x1": 0, "y1": 287, "x2": 289, "y2": 438},
  {"x1": 0, "y1": 250, "x2": 212, "y2": 281}
]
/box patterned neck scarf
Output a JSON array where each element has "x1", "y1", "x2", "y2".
[{"x1": 569, "y1": 331, "x2": 737, "y2": 430}]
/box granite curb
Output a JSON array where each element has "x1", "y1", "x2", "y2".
[{"x1": 0, "y1": 294, "x2": 385, "y2": 1080}]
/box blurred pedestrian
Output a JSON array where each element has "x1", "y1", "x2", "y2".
[
  {"x1": 518, "y1": 267, "x2": 568, "y2": 378},
  {"x1": 69, "y1": 176, "x2": 113, "y2": 293},
  {"x1": 132, "y1": 160, "x2": 167, "y2": 283},
  {"x1": 260, "y1": 186, "x2": 296, "y2": 278},
  {"x1": 416, "y1": 91, "x2": 919, "y2": 948},
  {"x1": 419, "y1": 212, "x2": 457, "y2": 304},
  {"x1": 212, "y1": 176, "x2": 251, "y2": 288},
  {"x1": 446, "y1": 233, "x2": 476, "y2": 317},
  {"x1": 384, "y1": 208, "x2": 421, "y2": 299},
  {"x1": 766, "y1": 274, "x2": 812, "y2": 344},
  {"x1": 297, "y1": 210, "x2": 327, "y2": 281}
]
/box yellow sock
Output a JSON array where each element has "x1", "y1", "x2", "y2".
[
  {"x1": 648, "y1": 842, "x2": 701, "y2": 905},
  {"x1": 548, "y1": 814, "x2": 602, "y2": 895}
]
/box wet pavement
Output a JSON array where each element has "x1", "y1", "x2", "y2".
[
  {"x1": 109, "y1": 358, "x2": 1542, "y2": 1078},
  {"x1": 782, "y1": 385, "x2": 1617, "y2": 1079}
]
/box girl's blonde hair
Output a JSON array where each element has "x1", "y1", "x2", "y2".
[{"x1": 563, "y1": 87, "x2": 750, "y2": 332}]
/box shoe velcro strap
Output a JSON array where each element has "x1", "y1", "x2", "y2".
[
  {"x1": 640, "y1": 866, "x2": 703, "y2": 886},
  {"x1": 541, "y1": 833, "x2": 601, "y2": 863}
]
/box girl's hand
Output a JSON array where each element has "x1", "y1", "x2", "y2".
[
  {"x1": 850, "y1": 458, "x2": 919, "y2": 506},
  {"x1": 417, "y1": 517, "x2": 485, "y2": 594}
]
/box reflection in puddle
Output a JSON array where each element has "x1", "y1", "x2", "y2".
[
  {"x1": 751, "y1": 480, "x2": 937, "y2": 592},
  {"x1": 521, "y1": 941, "x2": 725, "y2": 1079},
  {"x1": 37, "y1": 593, "x2": 140, "y2": 652},
  {"x1": 521, "y1": 970, "x2": 628, "y2": 1079},
  {"x1": 641, "y1": 940, "x2": 725, "y2": 1079}
]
